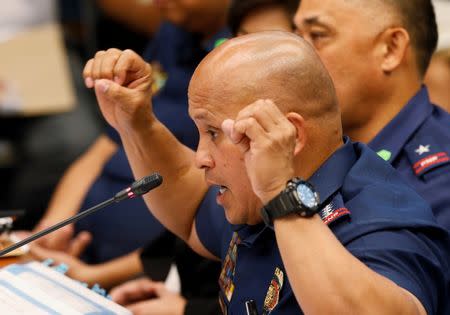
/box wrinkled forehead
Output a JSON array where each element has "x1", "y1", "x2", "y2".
[
  {"x1": 188, "y1": 60, "x2": 252, "y2": 120},
  {"x1": 188, "y1": 80, "x2": 242, "y2": 124},
  {"x1": 297, "y1": 0, "x2": 389, "y2": 26}
]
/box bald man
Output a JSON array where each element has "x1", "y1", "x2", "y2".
[
  {"x1": 294, "y1": 0, "x2": 450, "y2": 229},
  {"x1": 84, "y1": 32, "x2": 448, "y2": 315}
]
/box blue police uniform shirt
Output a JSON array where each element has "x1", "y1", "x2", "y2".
[
  {"x1": 369, "y1": 86, "x2": 450, "y2": 229},
  {"x1": 75, "y1": 22, "x2": 230, "y2": 263},
  {"x1": 196, "y1": 139, "x2": 449, "y2": 315}
]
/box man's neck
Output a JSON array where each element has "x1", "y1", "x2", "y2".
[
  {"x1": 345, "y1": 81, "x2": 422, "y2": 144},
  {"x1": 296, "y1": 137, "x2": 344, "y2": 181}
]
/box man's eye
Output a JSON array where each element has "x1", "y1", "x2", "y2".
[
  {"x1": 206, "y1": 129, "x2": 218, "y2": 140},
  {"x1": 310, "y1": 32, "x2": 326, "y2": 40}
]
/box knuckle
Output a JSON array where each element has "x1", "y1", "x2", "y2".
[
  {"x1": 106, "y1": 47, "x2": 121, "y2": 54},
  {"x1": 145, "y1": 62, "x2": 152, "y2": 73},
  {"x1": 254, "y1": 99, "x2": 266, "y2": 108},
  {"x1": 95, "y1": 50, "x2": 106, "y2": 58},
  {"x1": 246, "y1": 116, "x2": 257, "y2": 127},
  {"x1": 122, "y1": 49, "x2": 136, "y2": 57},
  {"x1": 234, "y1": 120, "x2": 246, "y2": 132},
  {"x1": 82, "y1": 60, "x2": 93, "y2": 76}
]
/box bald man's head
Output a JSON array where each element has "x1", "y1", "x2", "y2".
[
  {"x1": 189, "y1": 32, "x2": 342, "y2": 225},
  {"x1": 188, "y1": 31, "x2": 340, "y2": 128}
]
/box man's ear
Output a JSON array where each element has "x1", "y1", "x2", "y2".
[
  {"x1": 286, "y1": 112, "x2": 306, "y2": 156},
  {"x1": 377, "y1": 27, "x2": 410, "y2": 74}
]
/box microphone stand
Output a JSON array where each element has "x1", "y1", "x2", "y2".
[
  {"x1": 0, "y1": 197, "x2": 115, "y2": 257},
  {"x1": 0, "y1": 172, "x2": 163, "y2": 257}
]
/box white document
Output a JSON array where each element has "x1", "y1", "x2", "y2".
[{"x1": 0, "y1": 262, "x2": 131, "y2": 315}]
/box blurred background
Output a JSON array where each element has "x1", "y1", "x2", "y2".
[{"x1": 0, "y1": 0, "x2": 161, "y2": 229}]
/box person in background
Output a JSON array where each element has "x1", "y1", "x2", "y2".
[
  {"x1": 294, "y1": 0, "x2": 450, "y2": 229},
  {"x1": 228, "y1": 0, "x2": 298, "y2": 36},
  {"x1": 425, "y1": 0, "x2": 450, "y2": 112},
  {"x1": 95, "y1": 0, "x2": 162, "y2": 37},
  {"x1": 229, "y1": 0, "x2": 450, "y2": 231},
  {"x1": 0, "y1": 0, "x2": 101, "y2": 229}
]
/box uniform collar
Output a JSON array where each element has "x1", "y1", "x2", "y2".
[
  {"x1": 236, "y1": 223, "x2": 267, "y2": 247},
  {"x1": 368, "y1": 86, "x2": 434, "y2": 163},
  {"x1": 309, "y1": 137, "x2": 357, "y2": 204},
  {"x1": 237, "y1": 137, "x2": 356, "y2": 246}
]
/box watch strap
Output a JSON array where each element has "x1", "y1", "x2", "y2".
[
  {"x1": 261, "y1": 178, "x2": 319, "y2": 226},
  {"x1": 264, "y1": 189, "x2": 297, "y2": 220}
]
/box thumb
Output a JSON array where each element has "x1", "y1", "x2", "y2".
[
  {"x1": 151, "y1": 282, "x2": 170, "y2": 297},
  {"x1": 94, "y1": 79, "x2": 131, "y2": 104},
  {"x1": 67, "y1": 231, "x2": 92, "y2": 257},
  {"x1": 222, "y1": 119, "x2": 250, "y2": 153},
  {"x1": 222, "y1": 119, "x2": 240, "y2": 143}
]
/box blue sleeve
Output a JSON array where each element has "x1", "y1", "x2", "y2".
[
  {"x1": 195, "y1": 187, "x2": 228, "y2": 258},
  {"x1": 416, "y1": 162, "x2": 450, "y2": 230},
  {"x1": 347, "y1": 229, "x2": 449, "y2": 315},
  {"x1": 105, "y1": 126, "x2": 121, "y2": 145}
]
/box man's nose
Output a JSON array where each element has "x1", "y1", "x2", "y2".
[{"x1": 195, "y1": 143, "x2": 214, "y2": 169}]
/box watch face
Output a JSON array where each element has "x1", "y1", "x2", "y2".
[{"x1": 296, "y1": 183, "x2": 318, "y2": 209}]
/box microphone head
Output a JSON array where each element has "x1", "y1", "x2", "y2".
[{"x1": 131, "y1": 173, "x2": 163, "y2": 196}]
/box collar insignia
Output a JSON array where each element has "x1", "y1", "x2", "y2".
[
  {"x1": 150, "y1": 62, "x2": 168, "y2": 95},
  {"x1": 415, "y1": 144, "x2": 431, "y2": 155}
]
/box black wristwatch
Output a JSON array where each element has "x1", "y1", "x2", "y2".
[{"x1": 261, "y1": 177, "x2": 320, "y2": 226}]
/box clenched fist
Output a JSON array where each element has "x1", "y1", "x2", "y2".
[{"x1": 83, "y1": 48, "x2": 155, "y2": 133}]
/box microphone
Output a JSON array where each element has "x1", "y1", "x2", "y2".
[{"x1": 0, "y1": 173, "x2": 163, "y2": 257}]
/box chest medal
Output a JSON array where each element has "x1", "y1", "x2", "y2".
[{"x1": 262, "y1": 267, "x2": 284, "y2": 314}]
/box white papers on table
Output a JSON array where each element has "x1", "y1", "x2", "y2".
[{"x1": 0, "y1": 262, "x2": 131, "y2": 315}]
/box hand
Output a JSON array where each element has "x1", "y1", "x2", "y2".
[
  {"x1": 28, "y1": 243, "x2": 95, "y2": 283},
  {"x1": 83, "y1": 49, "x2": 154, "y2": 133},
  {"x1": 32, "y1": 221, "x2": 92, "y2": 256},
  {"x1": 222, "y1": 99, "x2": 299, "y2": 204},
  {"x1": 118, "y1": 281, "x2": 186, "y2": 315},
  {"x1": 110, "y1": 277, "x2": 159, "y2": 306}
]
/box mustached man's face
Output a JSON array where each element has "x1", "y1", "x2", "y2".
[
  {"x1": 294, "y1": 0, "x2": 387, "y2": 130},
  {"x1": 153, "y1": 0, "x2": 229, "y2": 34},
  {"x1": 188, "y1": 67, "x2": 264, "y2": 226}
]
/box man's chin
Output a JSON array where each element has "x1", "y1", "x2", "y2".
[{"x1": 224, "y1": 208, "x2": 245, "y2": 226}]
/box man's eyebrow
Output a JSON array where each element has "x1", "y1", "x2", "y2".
[
  {"x1": 303, "y1": 15, "x2": 329, "y2": 27},
  {"x1": 191, "y1": 110, "x2": 210, "y2": 121}
]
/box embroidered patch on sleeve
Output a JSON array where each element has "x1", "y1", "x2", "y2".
[
  {"x1": 412, "y1": 152, "x2": 450, "y2": 176},
  {"x1": 405, "y1": 138, "x2": 450, "y2": 177},
  {"x1": 319, "y1": 193, "x2": 351, "y2": 226}
]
